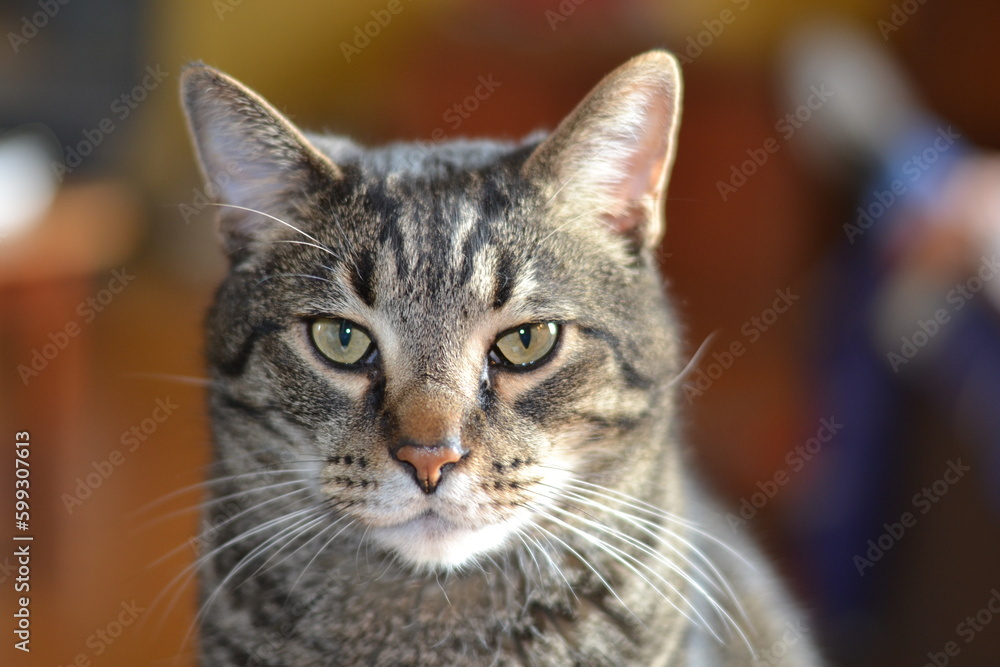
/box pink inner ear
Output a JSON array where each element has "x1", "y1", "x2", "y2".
[
  {"x1": 603, "y1": 93, "x2": 672, "y2": 236},
  {"x1": 601, "y1": 204, "x2": 647, "y2": 243}
]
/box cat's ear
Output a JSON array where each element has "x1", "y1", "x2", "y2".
[
  {"x1": 524, "y1": 51, "x2": 682, "y2": 251},
  {"x1": 180, "y1": 63, "x2": 340, "y2": 254}
]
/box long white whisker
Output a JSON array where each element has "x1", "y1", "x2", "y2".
[
  {"x1": 183, "y1": 507, "x2": 328, "y2": 651},
  {"x1": 140, "y1": 479, "x2": 312, "y2": 529},
  {"x1": 146, "y1": 503, "x2": 322, "y2": 636},
  {"x1": 558, "y1": 480, "x2": 756, "y2": 640},
  {"x1": 559, "y1": 487, "x2": 751, "y2": 627},
  {"x1": 121, "y1": 372, "x2": 215, "y2": 387},
  {"x1": 286, "y1": 518, "x2": 356, "y2": 603},
  {"x1": 564, "y1": 479, "x2": 756, "y2": 570},
  {"x1": 209, "y1": 203, "x2": 338, "y2": 259},
  {"x1": 551, "y1": 487, "x2": 727, "y2": 592},
  {"x1": 527, "y1": 518, "x2": 640, "y2": 626},
  {"x1": 536, "y1": 493, "x2": 751, "y2": 651},
  {"x1": 667, "y1": 330, "x2": 719, "y2": 387},
  {"x1": 130, "y1": 467, "x2": 315, "y2": 518},
  {"x1": 531, "y1": 506, "x2": 710, "y2": 639},
  {"x1": 256, "y1": 272, "x2": 337, "y2": 287},
  {"x1": 144, "y1": 486, "x2": 315, "y2": 571},
  {"x1": 516, "y1": 525, "x2": 579, "y2": 605}
]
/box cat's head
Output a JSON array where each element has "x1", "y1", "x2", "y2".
[{"x1": 182, "y1": 52, "x2": 683, "y2": 571}]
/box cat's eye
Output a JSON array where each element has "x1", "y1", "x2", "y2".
[
  {"x1": 492, "y1": 322, "x2": 559, "y2": 368},
  {"x1": 311, "y1": 318, "x2": 374, "y2": 366}
]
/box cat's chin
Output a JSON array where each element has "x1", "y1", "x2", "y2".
[{"x1": 370, "y1": 512, "x2": 517, "y2": 571}]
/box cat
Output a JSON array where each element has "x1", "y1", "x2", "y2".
[{"x1": 180, "y1": 51, "x2": 823, "y2": 666}]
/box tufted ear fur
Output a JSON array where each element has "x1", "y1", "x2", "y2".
[
  {"x1": 524, "y1": 51, "x2": 682, "y2": 252},
  {"x1": 180, "y1": 64, "x2": 340, "y2": 259}
]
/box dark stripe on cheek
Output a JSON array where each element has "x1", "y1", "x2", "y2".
[
  {"x1": 215, "y1": 320, "x2": 282, "y2": 377},
  {"x1": 213, "y1": 391, "x2": 295, "y2": 439},
  {"x1": 578, "y1": 326, "x2": 655, "y2": 390},
  {"x1": 510, "y1": 356, "x2": 596, "y2": 424},
  {"x1": 576, "y1": 412, "x2": 644, "y2": 433}
]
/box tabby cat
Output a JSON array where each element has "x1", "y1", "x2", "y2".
[{"x1": 181, "y1": 51, "x2": 823, "y2": 666}]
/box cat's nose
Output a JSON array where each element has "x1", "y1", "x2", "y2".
[{"x1": 392, "y1": 439, "x2": 466, "y2": 494}]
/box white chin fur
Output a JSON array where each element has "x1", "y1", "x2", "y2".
[{"x1": 371, "y1": 514, "x2": 517, "y2": 571}]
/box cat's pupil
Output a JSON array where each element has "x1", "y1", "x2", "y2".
[
  {"x1": 518, "y1": 327, "x2": 531, "y2": 349},
  {"x1": 339, "y1": 321, "x2": 352, "y2": 349}
]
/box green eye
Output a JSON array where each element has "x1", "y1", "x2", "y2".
[
  {"x1": 493, "y1": 322, "x2": 559, "y2": 368},
  {"x1": 311, "y1": 318, "x2": 374, "y2": 366}
]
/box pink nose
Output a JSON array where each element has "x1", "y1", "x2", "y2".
[{"x1": 394, "y1": 444, "x2": 465, "y2": 494}]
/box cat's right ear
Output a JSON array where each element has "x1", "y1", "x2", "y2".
[
  {"x1": 180, "y1": 63, "x2": 340, "y2": 256},
  {"x1": 523, "y1": 51, "x2": 682, "y2": 253}
]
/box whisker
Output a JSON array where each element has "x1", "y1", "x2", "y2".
[
  {"x1": 536, "y1": 494, "x2": 749, "y2": 650},
  {"x1": 526, "y1": 517, "x2": 640, "y2": 627},
  {"x1": 285, "y1": 517, "x2": 357, "y2": 603},
  {"x1": 136, "y1": 478, "x2": 313, "y2": 529},
  {"x1": 515, "y1": 525, "x2": 579, "y2": 605},
  {"x1": 182, "y1": 506, "x2": 329, "y2": 652},
  {"x1": 121, "y1": 372, "x2": 216, "y2": 387},
  {"x1": 235, "y1": 514, "x2": 333, "y2": 586},
  {"x1": 538, "y1": 210, "x2": 589, "y2": 245},
  {"x1": 666, "y1": 330, "x2": 719, "y2": 388},
  {"x1": 556, "y1": 479, "x2": 757, "y2": 642},
  {"x1": 256, "y1": 272, "x2": 337, "y2": 287},
  {"x1": 144, "y1": 486, "x2": 315, "y2": 571},
  {"x1": 146, "y1": 503, "x2": 323, "y2": 637},
  {"x1": 530, "y1": 505, "x2": 709, "y2": 638},
  {"x1": 209, "y1": 203, "x2": 339, "y2": 259},
  {"x1": 130, "y1": 467, "x2": 315, "y2": 519},
  {"x1": 563, "y1": 480, "x2": 756, "y2": 570}
]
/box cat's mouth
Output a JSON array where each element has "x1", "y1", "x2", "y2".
[{"x1": 369, "y1": 509, "x2": 519, "y2": 571}]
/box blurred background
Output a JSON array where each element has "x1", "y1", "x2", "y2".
[{"x1": 2, "y1": 0, "x2": 1000, "y2": 664}]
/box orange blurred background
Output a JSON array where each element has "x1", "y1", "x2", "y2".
[{"x1": 2, "y1": 1, "x2": 999, "y2": 665}]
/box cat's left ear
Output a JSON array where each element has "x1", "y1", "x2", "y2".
[
  {"x1": 524, "y1": 51, "x2": 682, "y2": 251},
  {"x1": 180, "y1": 64, "x2": 341, "y2": 255}
]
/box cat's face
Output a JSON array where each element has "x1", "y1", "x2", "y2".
[{"x1": 183, "y1": 52, "x2": 682, "y2": 571}]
